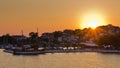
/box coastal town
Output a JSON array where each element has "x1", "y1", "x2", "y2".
[{"x1": 0, "y1": 24, "x2": 120, "y2": 55}]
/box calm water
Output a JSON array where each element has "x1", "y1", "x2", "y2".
[{"x1": 0, "y1": 50, "x2": 120, "y2": 68}]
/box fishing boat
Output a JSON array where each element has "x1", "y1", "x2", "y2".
[{"x1": 4, "y1": 44, "x2": 46, "y2": 55}]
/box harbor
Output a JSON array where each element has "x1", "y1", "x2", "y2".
[{"x1": 0, "y1": 49, "x2": 120, "y2": 68}]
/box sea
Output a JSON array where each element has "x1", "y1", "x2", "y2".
[{"x1": 0, "y1": 50, "x2": 120, "y2": 68}]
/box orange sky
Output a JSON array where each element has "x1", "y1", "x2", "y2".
[{"x1": 0, "y1": 0, "x2": 120, "y2": 36}]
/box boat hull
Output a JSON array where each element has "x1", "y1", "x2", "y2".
[{"x1": 13, "y1": 51, "x2": 45, "y2": 55}]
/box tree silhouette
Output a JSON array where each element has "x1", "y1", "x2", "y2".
[
  {"x1": 29, "y1": 32, "x2": 38, "y2": 44},
  {"x1": 96, "y1": 34, "x2": 120, "y2": 49}
]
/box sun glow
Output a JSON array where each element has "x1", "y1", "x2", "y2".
[{"x1": 80, "y1": 11, "x2": 107, "y2": 29}]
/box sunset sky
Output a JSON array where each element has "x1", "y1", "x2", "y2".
[{"x1": 0, "y1": 0, "x2": 120, "y2": 36}]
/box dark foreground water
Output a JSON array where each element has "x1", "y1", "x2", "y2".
[{"x1": 0, "y1": 50, "x2": 120, "y2": 68}]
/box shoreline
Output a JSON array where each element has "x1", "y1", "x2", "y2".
[
  {"x1": 44, "y1": 49, "x2": 120, "y2": 53},
  {"x1": 3, "y1": 49, "x2": 120, "y2": 54}
]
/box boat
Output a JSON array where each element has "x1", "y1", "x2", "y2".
[
  {"x1": 13, "y1": 50, "x2": 45, "y2": 55},
  {"x1": 3, "y1": 49, "x2": 13, "y2": 53}
]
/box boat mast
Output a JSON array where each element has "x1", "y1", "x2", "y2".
[
  {"x1": 21, "y1": 30, "x2": 23, "y2": 36},
  {"x1": 37, "y1": 28, "x2": 38, "y2": 34}
]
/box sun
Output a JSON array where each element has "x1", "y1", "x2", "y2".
[
  {"x1": 80, "y1": 11, "x2": 107, "y2": 29},
  {"x1": 86, "y1": 17, "x2": 102, "y2": 29}
]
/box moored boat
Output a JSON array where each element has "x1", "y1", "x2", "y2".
[
  {"x1": 3, "y1": 44, "x2": 46, "y2": 55},
  {"x1": 13, "y1": 50, "x2": 45, "y2": 55}
]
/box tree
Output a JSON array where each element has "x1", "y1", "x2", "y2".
[
  {"x1": 96, "y1": 34, "x2": 120, "y2": 49},
  {"x1": 63, "y1": 29, "x2": 74, "y2": 35},
  {"x1": 1, "y1": 34, "x2": 16, "y2": 44},
  {"x1": 74, "y1": 29, "x2": 82, "y2": 36},
  {"x1": 29, "y1": 32, "x2": 38, "y2": 44},
  {"x1": 53, "y1": 31, "x2": 63, "y2": 38},
  {"x1": 29, "y1": 32, "x2": 38, "y2": 39}
]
